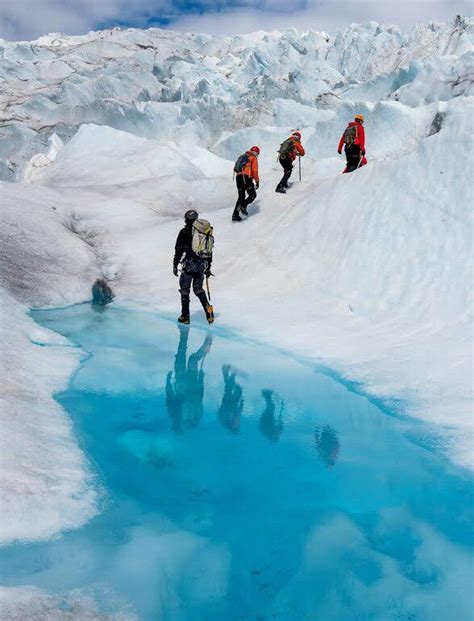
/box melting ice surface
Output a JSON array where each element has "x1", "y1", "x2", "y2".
[{"x1": 1, "y1": 305, "x2": 473, "y2": 621}]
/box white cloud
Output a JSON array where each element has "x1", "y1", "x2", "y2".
[
  {"x1": 0, "y1": 0, "x2": 471, "y2": 41},
  {"x1": 170, "y1": 0, "x2": 473, "y2": 36},
  {"x1": 0, "y1": 0, "x2": 171, "y2": 41}
]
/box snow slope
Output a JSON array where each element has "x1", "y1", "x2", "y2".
[{"x1": 0, "y1": 15, "x2": 472, "y2": 588}]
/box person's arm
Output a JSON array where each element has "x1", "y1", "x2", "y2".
[
  {"x1": 359, "y1": 125, "x2": 365, "y2": 154},
  {"x1": 295, "y1": 141, "x2": 305, "y2": 156},
  {"x1": 205, "y1": 255, "x2": 213, "y2": 277},
  {"x1": 337, "y1": 133, "x2": 345, "y2": 154},
  {"x1": 251, "y1": 155, "x2": 259, "y2": 185},
  {"x1": 173, "y1": 229, "x2": 186, "y2": 269}
]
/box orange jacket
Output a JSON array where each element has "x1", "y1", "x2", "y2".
[
  {"x1": 238, "y1": 152, "x2": 259, "y2": 184},
  {"x1": 288, "y1": 138, "x2": 305, "y2": 161}
]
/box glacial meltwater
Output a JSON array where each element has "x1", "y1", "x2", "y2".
[{"x1": 1, "y1": 305, "x2": 473, "y2": 621}]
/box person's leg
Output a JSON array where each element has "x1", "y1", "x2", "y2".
[
  {"x1": 344, "y1": 145, "x2": 353, "y2": 172},
  {"x1": 188, "y1": 334, "x2": 212, "y2": 377},
  {"x1": 233, "y1": 175, "x2": 245, "y2": 220},
  {"x1": 174, "y1": 323, "x2": 189, "y2": 385},
  {"x1": 344, "y1": 147, "x2": 350, "y2": 168},
  {"x1": 238, "y1": 175, "x2": 247, "y2": 206},
  {"x1": 192, "y1": 274, "x2": 213, "y2": 322},
  {"x1": 282, "y1": 158, "x2": 293, "y2": 187},
  {"x1": 346, "y1": 156, "x2": 359, "y2": 172},
  {"x1": 239, "y1": 176, "x2": 255, "y2": 214},
  {"x1": 191, "y1": 334, "x2": 213, "y2": 364},
  {"x1": 244, "y1": 176, "x2": 256, "y2": 207},
  {"x1": 179, "y1": 271, "x2": 192, "y2": 321},
  {"x1": 276, "y1": 157, "x2": 286, "y2": 191},
  {"x1": 345, "y1": 145, "x2": 361, "y2": 173},
  {"x1": 276, "y1": 157, "x2": 292, "y2": 191}
]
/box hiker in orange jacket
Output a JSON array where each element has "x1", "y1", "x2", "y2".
[
  {"x1": 275, "y1": 131, "x2": 305, "y2": 193},
  {"x1": 232, "y1": 146, "x2": 260, "y2": 222},
  {"x1": 338, "y1": 114, "x2": 367, "y2": 173}
]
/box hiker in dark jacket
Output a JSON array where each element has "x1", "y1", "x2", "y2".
[
  {"x1": 173, "y1": 209, "x2": 214, "y2": 325},
  {"x1": 166, "y1": 327, "x2": 212, "y2": 432},
  {"x1": 275, "y1": 131, "x2": 305, "y2": 193}
]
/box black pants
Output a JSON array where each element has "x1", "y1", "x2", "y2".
[
  {"x1": 234, "y1": 174, "x2": 256, "y2": 214},
  {"x1": 277, "y1": 156, "x2": 293, "y2": 189},
  {"x1": 179, "y1": 270, "x2": 209, "y2": 317},
  {"x1": 345, "y1": 144, "x2": 362, "y2": 173}
]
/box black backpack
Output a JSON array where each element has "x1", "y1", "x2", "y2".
[
  {"x1": 344, "y1": 125, "x2": 357, "y2": 147},
  {"x1": 234, "y1": 152, "x2": 249, "y2": 173}
]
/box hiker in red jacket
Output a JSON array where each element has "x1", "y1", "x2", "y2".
[
  {"x1": 338, "y1": 114, "x2": 367, "y2": 173},
  {"x1": 276, "y1": 131, "x2": 305, "y2": 193}
]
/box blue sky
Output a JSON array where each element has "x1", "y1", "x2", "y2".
[{"x1": 0, "y1": 0, "x2": 471, "y2": 41}]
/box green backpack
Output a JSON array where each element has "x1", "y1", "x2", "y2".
[
  {"x1": 234, "y1": 153, "x2": 249, "y2": 173},
  {"x1": 344, "y1": 126, "x2": 357, "y2": 147},
  {"x1": 278, "y1": 138, "x2": 294, "y2": 158}
]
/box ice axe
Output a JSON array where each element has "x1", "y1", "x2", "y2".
[{"x1": 205, "y1": 275, "x2": 215, "y2": 324}]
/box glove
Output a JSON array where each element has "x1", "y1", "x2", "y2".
[
  {"x1": 255, "y1": 182, "x2": 259, "y2": 190},
  {"x1": 361, "y1": 150, "x2": 366, "y2": 156},
  {"x1": 173, "y1": 266, "x2": 178, "y2": 277},
  {"x1": 337, "y1": 150, "x2": 342, "y2": 155}
]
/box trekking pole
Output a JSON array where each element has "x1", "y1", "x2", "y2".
[
  {"x1": 205, "y1": 276, "x2": 211, "y2": 302},
  {"x1": 298, "y1": 155, "x2": 302, "y2": 181}
]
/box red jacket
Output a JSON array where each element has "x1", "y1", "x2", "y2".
[
  {"x1": 288, "y1": 137, "x2": 305, "y2": 161},
  {"x1": 238, "y1": 152, "x2": 259, "y2": 184},
  {"x1": 338, "y1": 121, "x2": 365, "y2": 152}
]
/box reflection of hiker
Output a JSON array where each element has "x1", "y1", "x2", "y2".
[
  {"x1": 166, "y1": 326, "x2": 212, "y2": 432},
  {"x1": 232, "y1": 146, "x2": 260, "y2": 222},
  {"x1": 338, "y1": 114, "x2": 367, "y2": 173},
  {"x1": 173, "y1": 209, "x2": 214, "y2": 325},
  {"x1": 314, "y1": 425, "x2": 340, "y2": 467},
  {"x1": 259, "y1": 389, "x2": 284, "y2": 443},
  {"x1": 218, "y1": 365, "x2": 243, "y2": 434},
  {"x1": 275, "y1": 131, "x2": 305, "y2": 193}
]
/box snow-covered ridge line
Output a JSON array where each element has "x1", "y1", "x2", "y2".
[
  {"x1": 0, "y1": 16, "x2": 472, "y2": 181},
  {"x1": 0, "y1": 15, "x2": 470, "y2": 51}
]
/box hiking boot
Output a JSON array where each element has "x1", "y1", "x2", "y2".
[
  {"x1": 232, "y1": 213, "x2": 242, "y2": 222},
  {"x1": 275, "y1": 186, "x2": 286, "y2": 193},
  {"x1": 178, "y1": 315, "x2": 190, "y2": 324},
  {"x1": 206, "y1": 305, "x2": 214, "y2": 324}
]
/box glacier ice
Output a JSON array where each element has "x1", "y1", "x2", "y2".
[
  {"x1": 0, "y1": 17, "x2": 472, "y2": 179},
  {"x1": 0, "y1": 18, "x2": 472, "y2": 609}
]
